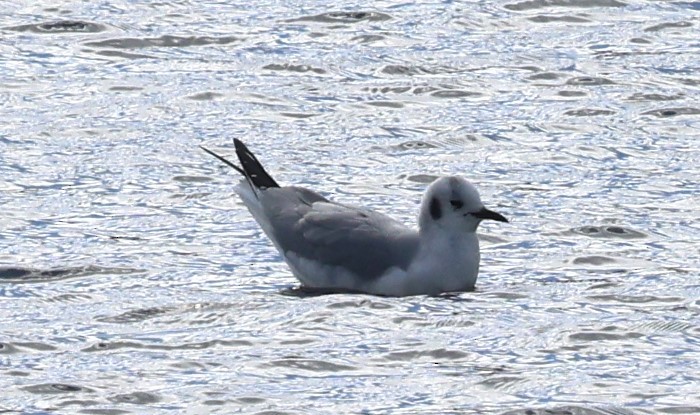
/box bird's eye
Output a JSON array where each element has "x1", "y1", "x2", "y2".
[{"x1": 450, "y1": 200, "x2": 463, "y2": 209}]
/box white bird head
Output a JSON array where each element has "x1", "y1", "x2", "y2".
[{"x1": 418, "y1": 176, "x2": 508, "y2": 233}]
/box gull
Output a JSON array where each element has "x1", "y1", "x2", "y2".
[{"x1": 201, "y1": 139, "x2": 508, "y2": 296}]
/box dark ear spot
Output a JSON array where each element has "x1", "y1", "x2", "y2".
[{"x1": 430, "y1": 197, "x2": 442, "y2": 220}]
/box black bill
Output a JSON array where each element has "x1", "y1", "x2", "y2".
[{"x1": 471, "y1": 207, "x2": 509, "y2": 223}]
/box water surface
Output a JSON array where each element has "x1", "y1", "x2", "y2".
[{"x1": 1, "y1": 0, "x2": 699, "y2": 414}]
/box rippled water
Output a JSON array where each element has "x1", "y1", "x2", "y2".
[{"x1": 1, "y1": 1, "x2": 699, "y2": 414}]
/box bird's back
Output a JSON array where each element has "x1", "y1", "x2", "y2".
[{"x1": 238, "y1": 184, "x2": 420, "y2": 284}]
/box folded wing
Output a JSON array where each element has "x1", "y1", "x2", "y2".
[{"x1": 260, "y1": 187, "x2": 420, "y2": 280}]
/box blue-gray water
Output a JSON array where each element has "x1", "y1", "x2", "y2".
[{"x1": 1, "y1": 1, "x2": 699, "y2": 414}]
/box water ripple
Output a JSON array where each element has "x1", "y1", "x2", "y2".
[{"x1": 1, "y1": 0, "x2": 699, "y2": 413}]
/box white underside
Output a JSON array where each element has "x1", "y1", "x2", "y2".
[{"x1": 284, "y1": 231, "x2": 480, "y2": 296}]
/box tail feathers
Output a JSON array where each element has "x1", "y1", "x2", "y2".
[
  {"x1": 234, "y1": 138, "x2": 279, "y2": 189},
  {"x1": 200, "y1": 140, "x2": 279, "y2": 191},
  {"x1": 199, "y1": 146, "x2": 246, "y2": 177}
]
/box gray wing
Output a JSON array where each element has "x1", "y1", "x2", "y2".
[{"x1": 259, "y1": 186, "x2": 420, "y2": 280}]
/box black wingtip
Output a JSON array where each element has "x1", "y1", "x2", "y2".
[
  {"x1": 233, "y1": 139, "x2": 279, "y2": 189},
  {"x1": 200, "y1": 145, "x2": 246, "y2": 177}
]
